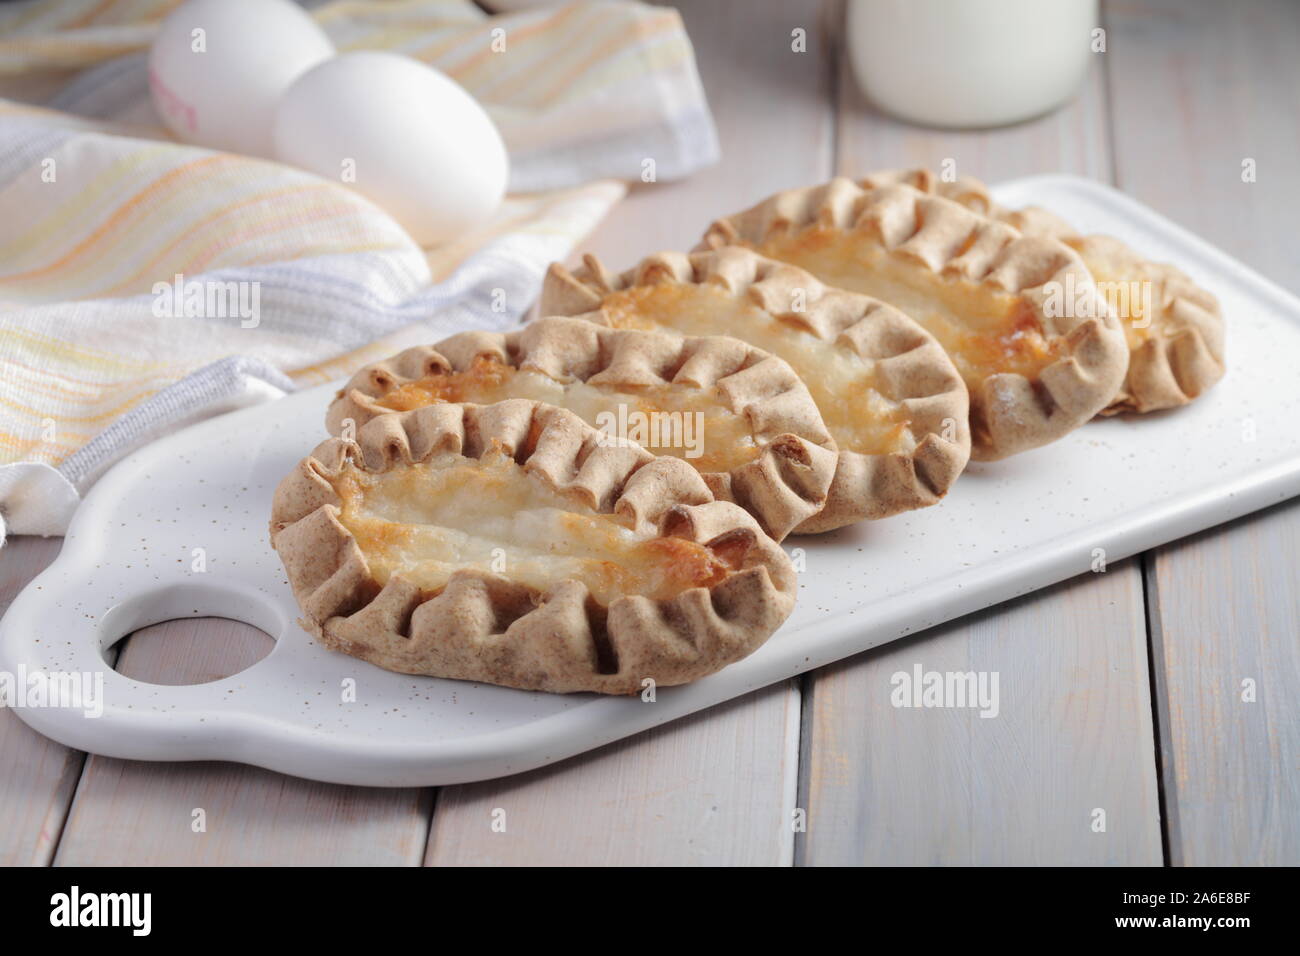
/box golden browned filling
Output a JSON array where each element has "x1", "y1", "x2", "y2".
[
  {"x1": 598, "y1": 282, "x2": 916, "y2": 456},
  {"x1": 375, "y1": 355, "x2": 762, "y2": 474},
  {"x1": 756, "y1": 229, "x2": 1062, "y2": 388},
  {"x1": 333, "y1": 451, "x2": 735, "y2": 605},
  {"x1": 376, "y1": 355, "x2": 515, "y2": 409}
]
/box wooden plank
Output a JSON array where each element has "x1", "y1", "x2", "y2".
[
  {"x1": 1105, "y1": 0, "x2": 1300, "y2": 866},
  {"x1": 52, "y1": 617, "x2": 434, "y2": 866},
  {"x1": 56, "y1": 760, "x2": 433, "y2": 866},
  {"x1": 1103, "y1": 0, "x2": 1300, "y2": 298},
  {"x1": 426, "y1": 681, "x2": 800, "y2": 866},
  {"x1": 800, "y1": 562, "x2": 1163, "y2": 865},
  {"x1": 427, "y1": 0, "x2": 834, "y2": 865},
  {"x1": 1147, "y1": 502, "x2": 1300, "y2": 866},
  {"x1": 801, "y1": 15, "x2": 1163, "y2": 864},
  {"x1": 573, "y1": 0, "x2": 837, "y2": 266},
  {"x1": 0, "y1": 536, "x2": 84, "y2": 866}
]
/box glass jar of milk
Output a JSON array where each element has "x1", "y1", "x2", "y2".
[{"x1": 846, "y1": 0, "x2": 1099, "y2": 128}]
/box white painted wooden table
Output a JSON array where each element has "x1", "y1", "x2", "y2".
[{"x1": 2, "y1": 0, "x2": 1296, "y2": 866}]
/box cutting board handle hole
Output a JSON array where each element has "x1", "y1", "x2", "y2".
[
  {"x1": 108, "y1": 616, "x2": 274, "y2": 686},
  {"x1": 98, "y1": 583, "x2": 287, "y2": 685}
]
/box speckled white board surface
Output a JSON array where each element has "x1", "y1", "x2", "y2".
[{"x1": 2, "y1": 175, "x2": 1298, "y2": 787}]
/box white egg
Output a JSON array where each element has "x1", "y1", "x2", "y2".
[
  {"x1": 149, "y1": 0, "x2": 334, "y2": 157},
  {"x1": 272, "y1": 51, "x2": 509, "y2": 246}
]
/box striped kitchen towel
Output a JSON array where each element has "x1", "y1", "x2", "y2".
[{"x1": 0, "y1": 0, "x2": 719, "y2": 543}]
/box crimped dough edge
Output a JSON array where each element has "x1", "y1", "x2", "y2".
[
  {"x1": 541, "y1": 245, "x2": 972, "y2": 530},
  {"x1": 271, "y1": 400, "x2": 796, "y2": 694},
  {"x1": 326, "y1": 316, "x2": 838, "y2": 541},
  {"x1": 857, "y1": 168, "x2": 1224, "y2": 414},
  {"x1": 689, "y1": 181, "x2": 1131, "y2": 459}
]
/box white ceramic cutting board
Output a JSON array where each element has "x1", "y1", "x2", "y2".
[{"x1": 3, "y1": 176, "x2": 1299, "y2": 787}]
